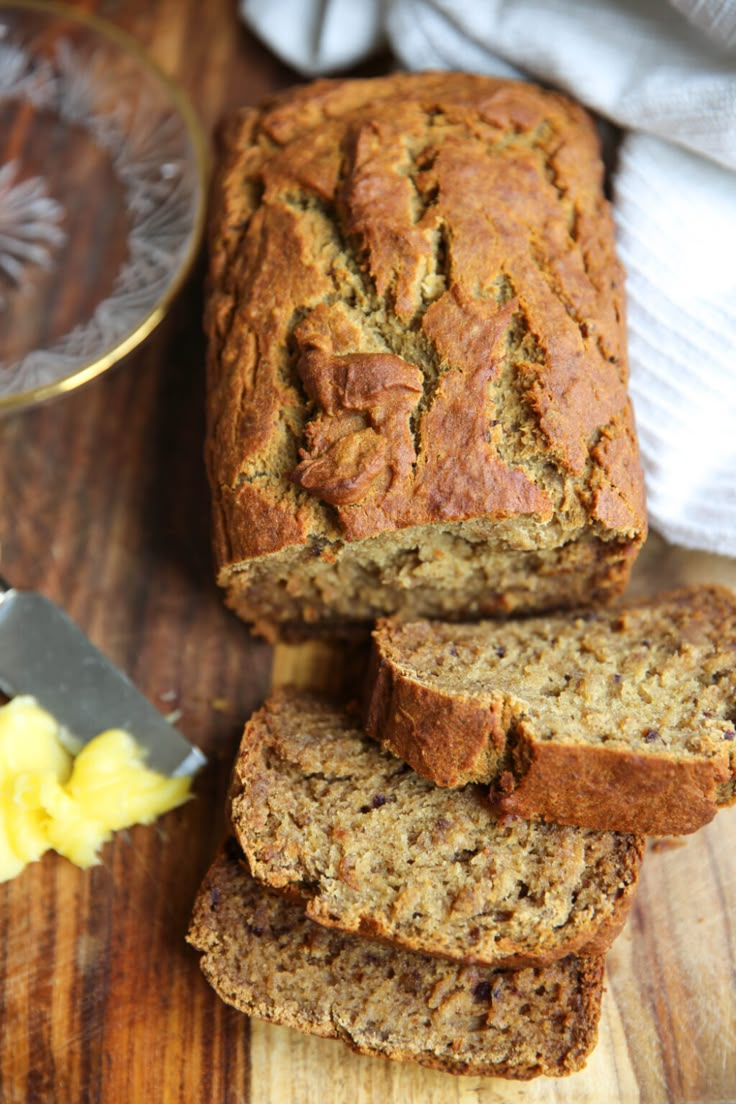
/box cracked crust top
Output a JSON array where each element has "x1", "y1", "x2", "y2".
[{"x1": 205, "y1": 72, "x2": 645, "y2": 569}]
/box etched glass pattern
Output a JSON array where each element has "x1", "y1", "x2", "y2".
[{"x1": 0, "y1": 9, "x2": 204, "y2": 403}]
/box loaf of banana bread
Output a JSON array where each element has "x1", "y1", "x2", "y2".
[{"x1": 205, "y1": 72, "x2": 646, "y2": 639}]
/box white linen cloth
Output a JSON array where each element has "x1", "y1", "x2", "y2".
[{"x1": 241, "y1": 0, "x2": 736, "y2": 556}]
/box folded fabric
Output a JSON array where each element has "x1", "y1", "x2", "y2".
[
  {"x1": 240, "y1": 0, "x2": 736, "y2": 557},
  {"x1": 614, "y1": 134, "x2": 736, "y2": 553}
]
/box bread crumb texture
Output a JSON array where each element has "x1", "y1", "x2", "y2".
[{"x1": 205, "y1": 73, "x2": 646, "y2": 634}]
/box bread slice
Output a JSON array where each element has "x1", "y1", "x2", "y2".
[
  {"x1": 228, "y1": 692, "x2": 643, "y2": 969},
  {"x1": 365, "y1": 585, "x2": 736, "y2": 835},
  {"x1": 187, "y1": 842, "x2": 605, "y2": 1079}
]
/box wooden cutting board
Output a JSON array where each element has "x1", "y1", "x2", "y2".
[{"x1": 0, "y1": 3, "x2": 733, "y2": 1101}]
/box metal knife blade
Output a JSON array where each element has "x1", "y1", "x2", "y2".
[{"x1": 0, "y1": 578, "x2": 205, "y2": 777}]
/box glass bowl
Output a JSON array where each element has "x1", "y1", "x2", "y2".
[{"x1": 0, "y1": 0, "x2": 208, "y2": 410}]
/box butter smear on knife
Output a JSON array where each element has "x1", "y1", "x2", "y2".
[{"x1": 0, "y1": 696, "x2": 193, "y2": 881}]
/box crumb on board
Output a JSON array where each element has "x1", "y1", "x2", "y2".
[{"x1": 649, "y1": 838, "x2": 687, "y2": 853}]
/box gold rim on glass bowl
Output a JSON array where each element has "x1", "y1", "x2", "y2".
[{"x1": 0, "y1": 0, "x2": 210, "y2": 411}]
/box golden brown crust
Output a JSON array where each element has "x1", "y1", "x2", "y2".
[
  {"x1": 589, "y1": 402, "x2": 648, "y2": 533},
  {"x1": 365, "y1": 645, "x2": 505, "y2": 786},
  {"x1": 494, "y1": 738, "x2": 726, "y2": 835},
  {"x1": 364, "y1": 585, "x2": 736, "y2": 835},
  {"x1": 205, "y1": 72, "x2": 645, "y2": 621}
]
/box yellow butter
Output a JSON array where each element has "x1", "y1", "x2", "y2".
[{"x1": 0, "y1": 697, "x2": 192, "y2": 881}]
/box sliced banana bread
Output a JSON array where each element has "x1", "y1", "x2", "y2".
[
  {"x1": 187, "y1": 842, "x2": 605, "y2": 1079},
  {"x1": 365, "y1": 585, "x2": 736, "y2": 835},
  {"x1": 228, "y1": 692, "x2": 643, "y2": 968}
]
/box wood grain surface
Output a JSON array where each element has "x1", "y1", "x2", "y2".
[{"x1": 0, "y1": 3, "x2": 734, "y2": 1102}]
